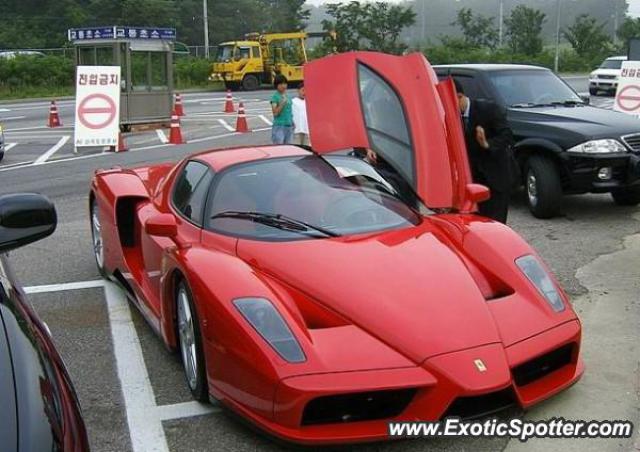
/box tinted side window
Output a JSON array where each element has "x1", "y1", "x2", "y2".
[
  {"x1": 358, "y1": 64, "x2": 414, "y2": 186},
  {"x1": 173, "y1": 161, "x2": 213, "y2": 225},
  {"x1": 453, "y1": 75, "x2": 483, "y2": 100}
]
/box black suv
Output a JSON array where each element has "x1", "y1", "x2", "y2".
[{"x1": 434, "y1": 64, "x2": 640, "y2": 218}]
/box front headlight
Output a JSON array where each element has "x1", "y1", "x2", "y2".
[
  {"x1": 234, "y1": 297, "x2": 306, "y2": 363},
  {"x1": 567, "y1": 139, "x2": 627, "y2": 154},
  {"x1": 590, "y1": 72, "x2": 597, "y2": 78},
  {"x1": 516, "y1": 255, "x2": 565, "y2": 313}
]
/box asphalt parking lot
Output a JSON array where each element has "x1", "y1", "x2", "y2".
[{"x1": 0, "y1": 83, "x2": 638, "y2": 451}]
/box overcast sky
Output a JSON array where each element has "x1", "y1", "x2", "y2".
[{"x1": 306, "y1": 0, "x2": 640, "y2": 17}]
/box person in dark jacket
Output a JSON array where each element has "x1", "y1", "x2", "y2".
[{"x1": 454, "y1": 79, "x2": 514, "y2": 224}]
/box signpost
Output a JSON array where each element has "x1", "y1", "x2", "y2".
[
  {"x1": 614, "y1": 61, "x2": 640, "y2": 117},
  {"x1": 74, "y1": 66, "x2": 121, "y2": 148}
]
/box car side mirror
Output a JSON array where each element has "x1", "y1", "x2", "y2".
[
  {"x1": 466, "y1": 183, "x2": 491, "y2": 204},
  {"x1": 0, "y1": 194, "x2": 57, "y2": 254},
  {"x1": 144, "y1": 214, "x2": 177, "y2": 238},
  {"x1": 580, "y1": 94, "x2": 590, "y2": 105}
]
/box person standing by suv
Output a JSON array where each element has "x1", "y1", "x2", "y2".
[
  {"x1": 271, "y1": 74, "x2": 294, "y2": 144},
  {"x1": 454, "y1": 79, "x2": 514, "y2": 223}
]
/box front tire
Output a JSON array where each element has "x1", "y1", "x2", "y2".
[
  {"x1": 611, "y1": 186, "x2": 640, "y2": 206},
  {"x1": 90, "y1": 198, "x2": 106, "y2": 276},
  {"x1": 176, "y1": 281, "x2": 208, "y2": 402},
  {"x1": 589, "y1": 87, "x2": 598, "y2": 96},
  {"x1": 242, "y1": 74, "x2": 260, "y2": 91},
  {"x1": 525, "y1": 155, "x2": 563, "y2": 219}
]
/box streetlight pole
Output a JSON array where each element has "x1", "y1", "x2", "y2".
[
  {"x1": 554, "y1": 0, "x2": 561, "y2": 73},
  {"x1": 203, "y1": 0, "x2": 210, "y2": 59},
  {"x1": 498, "y1": 0, "x2": 505, "y2": 47}
]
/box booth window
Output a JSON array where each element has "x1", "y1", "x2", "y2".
[
  {"x1": 150, "y1": 52, "x2": 168, "y2": 90},
  {"x1": 131, "y1": 51, "x2": 149, "y2": 91},
  {"x1": 79, "y1": 47, "x2": 95, "y2": 65},
  {"x1": 96, "y1": 47, "x2": 114, "y2": 65}
]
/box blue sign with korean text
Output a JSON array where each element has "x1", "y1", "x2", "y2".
[
  {"x1": 115, "y1": 27, "x2": 176, "y2": 40},
  {"x1": 68, "y1": 27, "x2": 115, "y2": 41},
  {"x1": 68, "y1": 26, "x2": 176, "y2": 41}
]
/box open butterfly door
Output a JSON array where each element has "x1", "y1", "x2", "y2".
[{"x1": 305, "y1": 51, "x2": 483, "y2": 211}]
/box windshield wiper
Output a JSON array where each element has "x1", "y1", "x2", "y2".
[
  {"x1": 210, "y1": 211, "x2": 339, "y2": 237},
  {"x1": 550, "y1": 100, "x2": 585, "y2": 106},
  {"x1": 510, "y1": 102, "x2": 548, "y2": 108}
]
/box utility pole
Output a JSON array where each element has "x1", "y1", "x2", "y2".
[
  {"x1": 203, "y1": 0, "x2": 210, "y2": 59},
  {"x1": 498, "y1": 0, "x2": 505, "y2": 47},
  {"x1": 554, "y1": 0, "x2": 561, "y2": 73},
  {"x1": 612, "y1": 0, "x2": 619, "y2": 45}
]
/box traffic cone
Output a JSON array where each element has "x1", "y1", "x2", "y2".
[
  {"x1": 174, "y1": 93, "x2": 185, "y2": 116},
  {"x1": 223, "y1": 90, "x2": 235, "y2": 113},
  {"x1": 169, "y1": 110, "x2": 185, "y2": 144},
  {"x1": 235, "y1": 102, "x2": 250, "y2": 133},
  {"x1": 48, "y1": 101, "x2": 62, "y2": 128}
]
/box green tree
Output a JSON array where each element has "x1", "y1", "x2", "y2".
[
  {"x1": 505, "y1": 5, "x2": 546, "y2": 56},
  {"x1": 452, "y1": 7, "x2": 498, "y2": 49},
  {"x1": 563, "y1": 14, "x2": 612, "y2": 60},
  {"x1": 617, "y1": 17, "x2": 640, "y2": 49},
  {"x1": 321, "y1": 1, "x2": 415, "y2": 54}
]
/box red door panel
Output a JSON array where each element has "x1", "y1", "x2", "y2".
[{"x1": 305, "y1": 51, "x2": 473, "y2": 210}]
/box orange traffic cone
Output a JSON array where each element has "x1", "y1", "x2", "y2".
[
  {"x1": 48, "y1": 101, "x2": 62, "y2": 128},
  {"x1": 174, "y1": 92, "x2": 185, "y2": 116},
  {"x1": 223, "y1": 90, "x2": 235, "y2": 113},
  {"x1": 169, "y1": 110, "x2": 185, "y2": 144},
  {"x1": 235, "y1": 102, "x2": 250, "y2": 133}
]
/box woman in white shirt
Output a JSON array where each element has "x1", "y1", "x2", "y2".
[{"x1": 291, "y1": 84, "x2": 310, "y2": 146}]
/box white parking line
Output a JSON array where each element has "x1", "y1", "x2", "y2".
[
  {"x1": 156, "y1": 400, "x2": 219, "y2": 421},
  {"x1": 259, "y1": 115, "x2": 273, "y2": 126},
  {"x1": 104, "y1": 281, "x2": 170, "y2": 452},
  {"x1": 155, "y1": 129, "x2": 169, "y2": 144},
  {"x1": 24, "y1": 279, "x2": 105, "y2": 294},
  {"x1": 34, "y1": 135, "x2": 70, "y2": 165},
  {"x1": 4, "y1": 143, "x2": 17, "y2": 152},
  {"x1": 217, "y1": 118, "x2": 236, "y2": 132},
  {"x1": 0, "y1": 115, "x2": 27, "y2": 121}
]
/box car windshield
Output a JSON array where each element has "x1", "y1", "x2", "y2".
[
  {"x1": 207, "y1": 155, "x2": 421, "y2": 240},
  {"x1": 215, "y1": 45, "x2": 234, "y2": 62},
  {"x1": 488, "y1": 70, "x2": 582, "y2": 107},
  {"x1": 600, "y1": 59, "x2": 624, "y2": 69}
]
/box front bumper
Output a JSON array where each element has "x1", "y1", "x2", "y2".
[
  {"x1": 563, "y1": 152, "x2": 640, "y2": 193},
  {"x1": 219, "y1": 321, "x2": 583, "y2": 445},
  {"x1": 589, "y1": 79, "x2": 618, "y2": 91}
]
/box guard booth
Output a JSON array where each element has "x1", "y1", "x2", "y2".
[{"x1": 68, "y1": 26, "x2": 175, "y2": 130}]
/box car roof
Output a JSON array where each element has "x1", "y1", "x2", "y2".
[
  {"x1": 433, "y1": 63, "x2": 549, "y2": 72},
  {"x1": 191, "y1": 145, "x2": 310, "y2": 171},
  {"x1": 605, "y1": 55, "x2": 627, "y2": 60}
]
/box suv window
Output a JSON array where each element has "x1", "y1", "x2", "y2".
[
  {"x1": 358, "y1": 63, "x2": 414, "y2": 185},
  {"x1": 173, "y1": 161, "x2": 213, "y2": 225}
]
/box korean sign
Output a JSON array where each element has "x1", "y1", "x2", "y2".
[
  {"x1": 74, "y1": 66, "x2": 121, "y2": 148},
  {"x1": 614, "y1": 61, "x2": 640, "y2": 116}
]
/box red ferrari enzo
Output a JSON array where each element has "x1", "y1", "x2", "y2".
[{"x1": 89, "y1": 52, "x2": 583, "y2": 445}]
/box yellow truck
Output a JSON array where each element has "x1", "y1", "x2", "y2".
[{"x1": 211, "y1": 32, "x2": 330, "y2": 90}]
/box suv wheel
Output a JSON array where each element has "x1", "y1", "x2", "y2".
[
  {"x1": 242, "y1": 74, "x2": 260, "y2": 91},
  {"x1": 589, "y1": 87, "x2": 598, "y2": 96},
  {"x1": 611, "y1": 186, "x2": 640, "y2": 206},
  {"x1": 525, "y1": 155, "x2": 563, "y2": 219}
]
